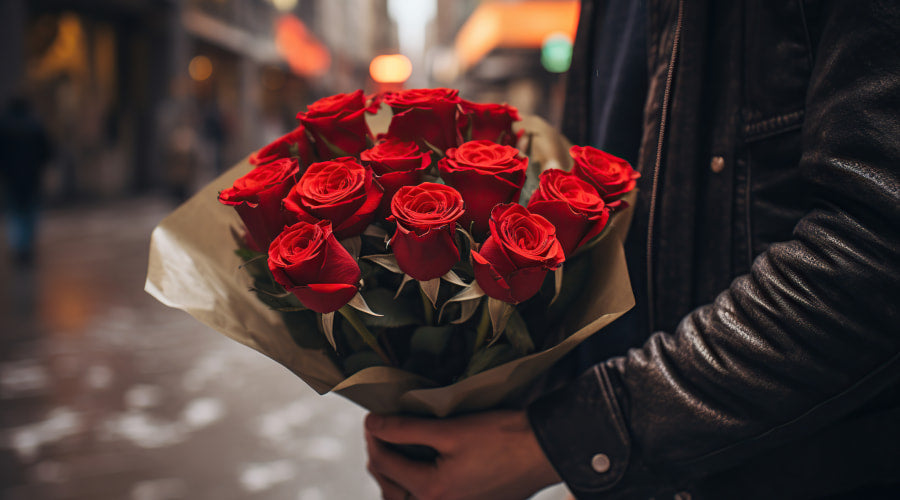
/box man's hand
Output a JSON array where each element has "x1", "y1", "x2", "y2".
[{"x1": 364, "y1": 410, "x2": 562, "y2": 500}]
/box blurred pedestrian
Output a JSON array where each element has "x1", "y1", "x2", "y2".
[{"x1": 0, "y1": 96, "x2": 52, "y2": 265}]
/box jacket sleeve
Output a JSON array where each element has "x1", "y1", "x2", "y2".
[{"x1": 528, "y1": 1, "x2": 900, "y2": 497}]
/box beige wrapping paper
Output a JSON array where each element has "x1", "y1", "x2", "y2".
[{"x1": 145, "y1": 116, "x2": 635, "y2": 417}]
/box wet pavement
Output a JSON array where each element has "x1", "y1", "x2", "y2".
[{"x1": 0, "y1": 196, "x2": 569, "y2": 500}]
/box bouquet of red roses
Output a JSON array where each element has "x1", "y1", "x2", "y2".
[{"x1": 146, "y1": 88, "x2": 637, "y2": 416}]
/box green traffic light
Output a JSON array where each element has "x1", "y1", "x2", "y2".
[{"x1": 541, "y1": 33, "x2": 573, "y2": 73}]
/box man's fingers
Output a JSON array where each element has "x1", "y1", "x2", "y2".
[
  {"x1": 365, "y1": 431, "x2": 434, "y2": 498},
  {"x1": 365, "y1": 413, "x2": 455, "y2": 450},
  {"x1": 366, "y1": 464, "x2": 412, "y2": 500}
]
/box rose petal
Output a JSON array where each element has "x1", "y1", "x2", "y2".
[
  {"x1": 391, "y1": 224, "x2": 460, "y2": 281},
  {"x1": 291, "y1": 283, "x2": 359, "y2": 314}
]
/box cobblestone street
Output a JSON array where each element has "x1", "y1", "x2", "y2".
[{"x1": 0, "y1": 196, "x2": 568, "y2": 500}]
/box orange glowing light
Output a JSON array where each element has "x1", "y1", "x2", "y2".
[
  {"x1": 455, "y1": 1, "x2": 580, "y2": 70},
  {"x1": 369, "y1": 54, "x2": 413, "y2": 83},
  {"x1": 188, "y1": 55, "x2": 213, "y2": 81},
  {"x1": 275, "y1": 14, "x2": 330, "y2": 77}
]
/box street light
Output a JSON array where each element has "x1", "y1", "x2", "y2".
[
  {"x1": 369, "y1": 54, "x2": 413, "y2": 84},
  {"x1": 188, "y1": 55, "x2": 213, "y2": 81}
]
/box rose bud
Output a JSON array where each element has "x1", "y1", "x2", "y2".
[
  {"x1": 383, "y1": 88, "x2": 462, "y2": 152},
  {"x1": 472, "y1": 204, "x2": 565, "y2": 304},
  {"x1": 218, "y1": 158, "x2": 300, "y2": 251},
  {"x1": 297, "y1": 90, "x2": 376, "y2": 160},
  {"x1": 249, "y1": 125, "x2": 314, "y2": 167},
  {"x1": 457, "y1": 100, "x2": 521, "y2": 146},
  {"x1": 438, "y1": 140, "x2": 527, "y2": 236},
  {"x1": 360, "y1": 138, "x2": 432, "y2": 217},
  {"x1": 388, "y1": 183, "x2": 465, "y2": 281},
  {"x1": 527, "y1": 169, "x2": 610, "y2": 257},
  {"x1": 284, "y1": 157, "x2": 384, "y2": 240},
  {"x1": 268, "y1": 220, "x2": 361, "y2": 314},
  {"x1": 569, "y1": 145, "x2": 640, "y2": 200}
]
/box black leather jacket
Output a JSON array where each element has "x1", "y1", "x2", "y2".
[{"x1": 528, "y1": 0, "x2": 900, "y2": 498}]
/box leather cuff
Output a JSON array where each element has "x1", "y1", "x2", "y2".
[{"x1": 527, "y1": 364, "x2": 632, "y2": 497}]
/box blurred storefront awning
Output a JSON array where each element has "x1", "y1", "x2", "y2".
[
  {"x1": 182, "y1": 7, "x2": 281, "y2": 63},
  {"x1": 454, "y1": 0, "x2": 579, "y2": 72},
  {"x1": 181, "y1": 8, "x2": 330, "y2": 78}
]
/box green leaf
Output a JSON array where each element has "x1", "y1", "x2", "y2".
[
  {"x1": 504, "y1": 309, "x2": 535, "y2": 355},
  {"x1": 235, "y1": 248, "x2": 266, "y2": 262},
  {"x1": 517, "y1": 160, "x2": 542, "y2": 206},
  {"x1": 342, "y1": 351, "x2": 386, "y2": 375},
  {"x1": 571, "y1": 218, "x2": 613, "y2": 255},
  {"x1": 320, "y1": 311, "x2": 336, "y2": 350},
  {"x1": 314, "y1": 132, "x2": 351, "y2": 158},
  {"x1": 451, "y1": 298, "x2": 482, "y2": 325},
  {"x1": 282, "y1": 309, "x2": 327, "y2": 350},
  {"x1": 249, "y1": 286, "x2": 305, "y2": 311},
  {"x1": 462, "y1": 343, "x2": 518, "y2": 378},
  {"x1": 442, "y1": 270, "x2": 469, "y2": 287},
  {"x1": 550, "y1": 264, "x2": 564, "y2": 305},
  {"x1": 363, "y1": 253, "x2": 403, "y2": 274},
  {"x1": 394, "y1": 274, "x2": 415, "y2": 299},
  {"x1": 409, "y1": 325, "x2": 456, "y2": 358},
  {"x1": 421, "y1": 138, "x2": 444, "y2": 158},
  {"x1": 340, "y1": 236, "x2": 362, "y2": 260},
  {"x1": 488, "y1": 297, "x2": 515, "y2": 345},
  {"x1": 439, "y1": 282, "x2": 485, "y2": 323},
  {"x1": 358, "y1": 288, "x2": 420, "y2": 328},
  {"x1": 363, "y1": 224, "x2": 391, "y2": 249},
  {"x1": 347, "y1": 292, "x2": 384, "y2": 317},
  {"x1": 420, "y1": 277, "x2": 441, "y2": 308}
]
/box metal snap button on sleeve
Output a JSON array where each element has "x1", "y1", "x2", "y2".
[{"x1": 591, "y1": 453, "x2": 611, "y2": 473}]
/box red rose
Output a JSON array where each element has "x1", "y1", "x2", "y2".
[
  {"x1": 249, "y1": 126, "x2": 314, "y2": 167},
  {"x1": 268, "y1": 220, "x2": 360, "y2": 314},
  {"x1": 383, "y1": 88, "x2": 462, "y2": 152},
  {"x1": 457, "y1": 100, "x2": 521, "y2": 146},
  {"x1": 284, "y1": 157, "x2": 384, "y2": 240},
  {"x1": 569, "y1": 145, "x2": 640, "y2": 200},
  {"x1": 472, "y1": 204, "x2": 565, "y2": 304},
  {"x1": 527, "y1": 169, "x2": 610, "y2": 257},
  {"x1": 438, "y1": 140, "x2": 527, "y2": 236},
  {"x1": 218, "y1": 158, "x2": 299, "y2": 251},
  {"x1": 360, "y1": 138, "x2": 432, "y2": 217},
  {"x1": 297, "y1": 90, "x2": 375, "y2": 160},
  {"x1": 388, "y1": 183, "x2": 465, "y2": 281}
]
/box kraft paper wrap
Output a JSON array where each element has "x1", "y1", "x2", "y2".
[{"x1": 145, "y1": 116, "x2": 635, "y2": 417}]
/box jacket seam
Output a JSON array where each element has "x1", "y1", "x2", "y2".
[
  {"x1": 744, "y1": 150, "x2": 753, "y2": 268},
  {"x1": 742, "y1": 110, "x2": 804, "y2": 142},
  {"x1": 564, "y1": 365, "x2": 632, "y2": 493}
]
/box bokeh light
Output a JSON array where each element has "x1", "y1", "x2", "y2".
[
  {"x1": 188, "y1": 55, "x2": 213, "y2": 82},
  {"x1": 369, "y1": 54, "x2": 413, "y2": 83}
]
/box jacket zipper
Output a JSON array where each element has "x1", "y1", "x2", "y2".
[{"x1": 646, "y1": 0, "x2": 685, "y2": 331}]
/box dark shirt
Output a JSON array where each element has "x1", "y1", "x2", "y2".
[{"x1": 577, "y1": 0, "x2": 648, "y2": 366}]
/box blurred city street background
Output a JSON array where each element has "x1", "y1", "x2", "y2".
[{"x1": 0, "y1": 0, "x2": 577, "y2": 498}]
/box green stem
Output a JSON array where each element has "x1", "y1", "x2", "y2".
[
  {"x1": 338, "y1": 305, "x2": 392, "y2": 366},
  {"x1": 473, "y1": 300, "x2": 491, "y2": 353},
  {"x1": 419, "y1": 284, "x2": 435, "y2": 326}
]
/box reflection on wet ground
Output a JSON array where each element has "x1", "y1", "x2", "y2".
[
  {"x1": 0, "y1": 197, "x2": 377, "y2": 500},
  {"x1": 0, "y1": 196, "x2": 568, "y2": 500}
]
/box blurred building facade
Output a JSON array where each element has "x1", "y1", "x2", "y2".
[
  {"x1": 0, "y1": 0, "x2": 574, "y2": 203},
  {"x1": 1, "y1": 0, "x2": 390, "y2": 202}
]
